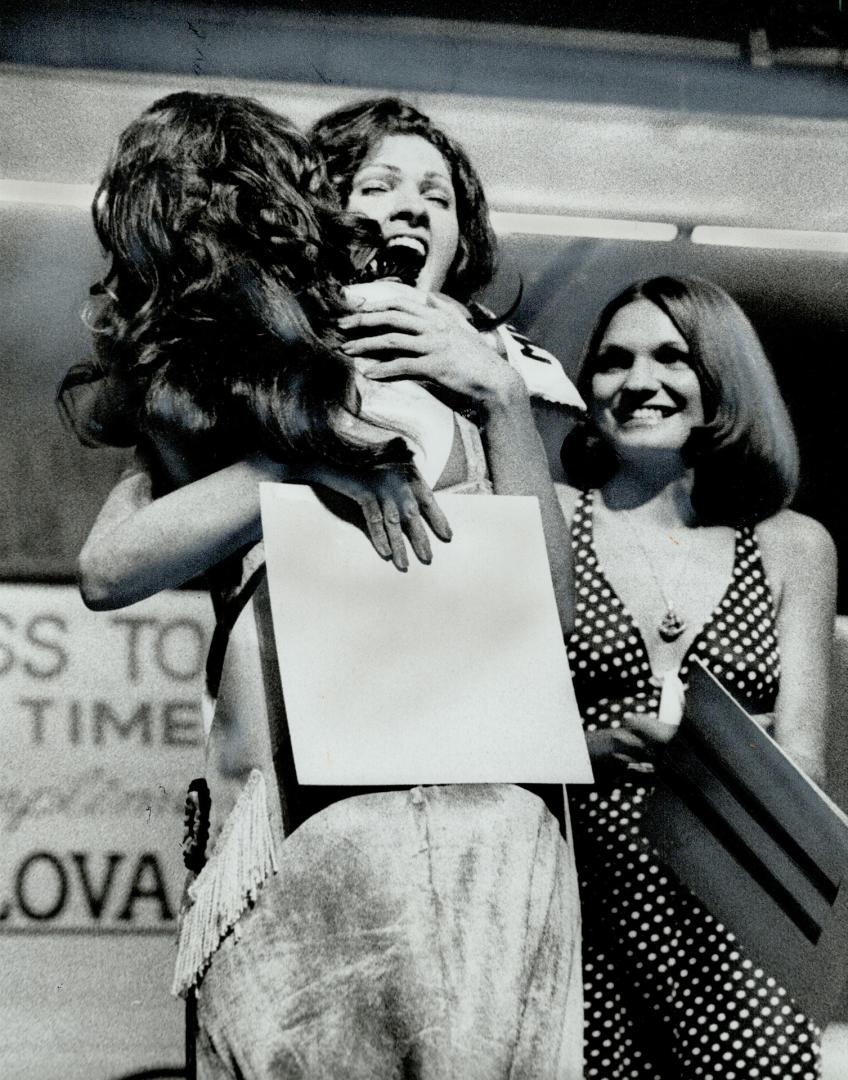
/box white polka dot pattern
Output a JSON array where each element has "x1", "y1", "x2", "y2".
[{"x1": 567, "y1": 491, "x2": 821, "y2": 1080}]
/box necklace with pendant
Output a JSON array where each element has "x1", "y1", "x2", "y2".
[
  {"x1": 657, "y1": 606, "x2": 687, "y2": 643},
  {"x1": 619, "y1": 509, "x2": 700, "y2": 643}
]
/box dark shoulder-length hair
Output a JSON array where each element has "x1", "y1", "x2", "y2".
[
  {"x1": 59, "y1": 91, "x2": 406, "y2": 472},
  {"x1": 309, "y1": 96, "x2": 497, "y2": 304},
  {"x1": 562, "y1": 276, "x2": 799, "y2": 526}
]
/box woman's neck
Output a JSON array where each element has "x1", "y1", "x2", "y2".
[{"x1": 599, "y1": 461, "x2": 696, "y2": 529}]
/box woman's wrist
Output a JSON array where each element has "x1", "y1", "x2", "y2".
[{"x1": 476, "y1": 363, "x2": 530, "y2": 418}]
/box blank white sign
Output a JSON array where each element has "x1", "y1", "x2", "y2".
[{"x1": 260, "y1": 484, "x2": 592, "y2": 786}]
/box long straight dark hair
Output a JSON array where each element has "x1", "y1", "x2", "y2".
[{"x1": 59, "y1": 91, "x2": 409, "y2": 475}]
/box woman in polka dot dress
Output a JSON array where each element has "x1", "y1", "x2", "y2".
[{"x1": 556, "y1": 277, "x2": 837, "y2": 1080}]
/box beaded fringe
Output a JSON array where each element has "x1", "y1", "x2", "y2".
[{"x1": 172, "y1": 769, "x2": 278, "y2": 998}]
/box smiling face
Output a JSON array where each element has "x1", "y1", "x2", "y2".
[
  {"x1": 346, "y1": 133, "x2": 460, "y2": 293},
  {"x1": 590, "y1": 298, "x2": 705, "y2": 461}
]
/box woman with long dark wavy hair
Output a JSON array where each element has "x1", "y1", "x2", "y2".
[
  {"x1": 67, "y1": 92, "x2": 584, "y2": 1079},
  {"x1": 557, "y1": 276, "x2": 834, "y2": 1080}
]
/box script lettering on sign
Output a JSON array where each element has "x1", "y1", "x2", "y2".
[{"x1": 0, "y1": 585, "x2": 212, "y2": 932}]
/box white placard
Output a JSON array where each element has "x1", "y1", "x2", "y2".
[
  {"x1": 0, "y1": 583, "x2": 213, "y2": 1080},
  {"x1": 260, "y1": 484, "x2": 592, "y2": 785}
]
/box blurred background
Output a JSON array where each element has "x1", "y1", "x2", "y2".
[{"x1": 2, "y1": 2, "x2": 848, "y2": 1076}]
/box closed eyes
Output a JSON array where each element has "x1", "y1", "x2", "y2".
[
  {"x1": 422, "y1": 186, "x2": 452, "y2": 207},
  {"x1": 357, "y1": 181, "x2": 390, "y2": 195},
  {"x1": 352, "y1": 169, "x2": 453, "y2": 207}
]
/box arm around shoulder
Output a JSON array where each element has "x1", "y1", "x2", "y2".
[{"x1": 78, "y1": 452, "x2": 281, "y2": 610}]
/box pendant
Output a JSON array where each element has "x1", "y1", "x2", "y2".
[{"x1": 658, "y1": 608, "x2": 687, "y2": 643}]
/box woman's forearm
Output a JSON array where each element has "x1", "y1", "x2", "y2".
[
  {"x1": 479, "y1": 373, "x2": 574, "y2": 637},
  {"x1": 78, "y1": 455, "x2": 283, "y2": 610},
  {"x1": 78, "y1": 450, "x2": 450, "y2": 609}
]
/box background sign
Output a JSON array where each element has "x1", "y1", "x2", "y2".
[{"x1": 0, "y1": 583, "x2": 212, "y2": 1080}]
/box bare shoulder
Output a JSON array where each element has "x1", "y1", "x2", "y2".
[
  {"x1": 555, "y1": 482, "x2": 582, "y2": 527},
  {"x1": 756, "y1": 510, "x2": 837, "y2": 597},
  {"x1": 757, "y1": 509, "x2": 836, "y2": 564}
]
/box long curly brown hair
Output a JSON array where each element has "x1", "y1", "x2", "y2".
[{"x1": 60, "y1": 91, "x2": 410, "y2": 475}]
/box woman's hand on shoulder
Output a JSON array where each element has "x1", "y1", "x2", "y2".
[
  {"x1": 78, "y1": 449, "x2": 453, "y2": 612},
  {"x1": 338, "y1": 283, "x2": 521, "y2": 410},
  {"x1": 297, "y1": 460, "x2": 452, "y2": 572}
]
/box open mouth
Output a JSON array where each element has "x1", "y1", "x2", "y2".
[{"x1": 386, "y1": 235, "x2": 429, "y2": 260}]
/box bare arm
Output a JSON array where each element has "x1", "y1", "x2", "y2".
[
  {"x1": 481, "y1": 373, "x2": 574, "y2": 635},
  {"x1": 758, "y1": 510, "x2": 837, "y2": 786},
  {"x1": 78, "y1": 451, "x2": 285, "y2": 610},
  {"x1": 79, "y1": 450, "x2": 452, "y2": 610},
  {"x1": 341, "y1": 289, "x2": 574, "y2": 634}
]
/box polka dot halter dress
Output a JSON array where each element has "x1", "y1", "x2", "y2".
[{"x1": 567, "y1": 490, "x2": 821, "y2": 1080}]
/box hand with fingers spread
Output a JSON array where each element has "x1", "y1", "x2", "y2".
[
  {"x1": 300, "y1": 460, "x2": 452, "y2": 572},
  {"x1": 339, "y1": 282, "x2": 517, "y2": 409}
]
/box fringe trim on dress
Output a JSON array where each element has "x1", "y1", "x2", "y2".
[{"x1": 172, "y1": 769, "x2": 278, "y2": 998}]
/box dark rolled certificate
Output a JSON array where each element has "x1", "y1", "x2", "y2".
[{"x1": 642, "y1": 657, "x2": 848, "y2": 1024}]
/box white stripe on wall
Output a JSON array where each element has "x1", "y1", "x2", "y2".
[
  {"x1": 5, "y1": 179, "x2": 848, "y2": 253},
  {"x1": 491, "y1": 211, "x2": 678, "y2": 242},
  {"x1": 691, "y1": 225, "x2": 848, "y2": 253},
  {"x1": 0, "y1": 179, "x2": 95, "y2": 209}
]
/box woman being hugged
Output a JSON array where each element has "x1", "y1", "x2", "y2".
[
  {"x1": 310, "y1": 95, "x2": 583, "y2": 626},
  {"x1": 184, "y1": 95, "x2": 583, "y2": 1080},
  {"x1": 558, "y1": 275, "x2": 835, "y2": 1080}
]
